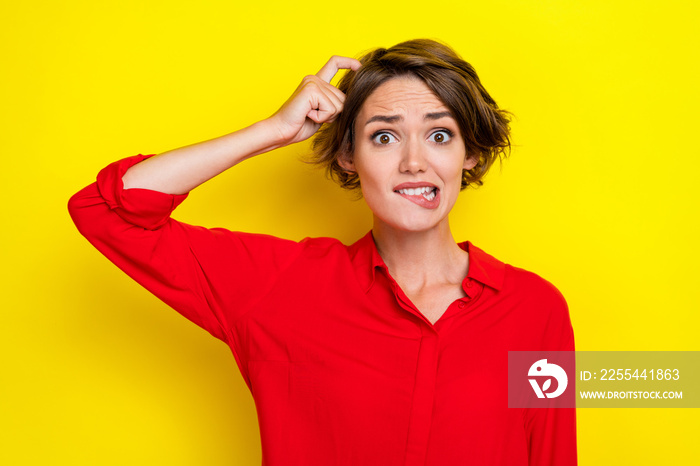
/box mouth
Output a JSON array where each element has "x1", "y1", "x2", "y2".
[
  {"x1": 393, "y1": 185, "x2": 441, "y2": 209},
  {"x1": 394, "y1": 186, "x2": 438, "y2": 201}
]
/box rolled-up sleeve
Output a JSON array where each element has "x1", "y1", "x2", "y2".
[{"x1": 68, "y1": 154, "x2": 305, "y2": 344}]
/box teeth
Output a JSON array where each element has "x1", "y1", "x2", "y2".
[
  {"x1": 396, "y1": 186, "x2": 437, "y2": 202},
  {"x1": 398, "y1": 187, "x2": 434, "y2": 195}
]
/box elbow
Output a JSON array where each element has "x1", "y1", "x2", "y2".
[{"x1": 67, "y1": 182, "x2": 101, "y2": 237}]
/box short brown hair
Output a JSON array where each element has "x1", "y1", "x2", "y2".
[{"x1": 310, "y1": 39, "x2": 511, "y2": 191}]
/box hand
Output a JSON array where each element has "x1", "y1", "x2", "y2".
[{"x1": 268, "y1": 55, "x2": 362, "y2": 147}]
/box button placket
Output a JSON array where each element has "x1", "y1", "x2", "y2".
[{"x1": 403, "y1": 326, "x2": 439, "y2": 466}]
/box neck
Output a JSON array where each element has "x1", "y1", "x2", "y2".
[{"x1": 371, "y1": 217, "x2": 468, "y2": 290}]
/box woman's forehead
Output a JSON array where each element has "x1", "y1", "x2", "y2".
[{"x1": 358, "y1": 77, "x2": 451, "y2": 121}]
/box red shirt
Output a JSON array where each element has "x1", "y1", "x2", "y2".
[{"x1": 68, "y1": 154, "x2": 577, "y2": 466}]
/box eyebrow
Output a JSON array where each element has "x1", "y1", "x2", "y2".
[
  {"x1": 424, "y1": 111, "x2": 453, "y2": 121},
  {"x1": 364, "y1": 111, "x2": 454, "y2": 126}
]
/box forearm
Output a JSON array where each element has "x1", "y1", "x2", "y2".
[{"x1": 121, "y1": 118, "x2": 284, "y2": 195}]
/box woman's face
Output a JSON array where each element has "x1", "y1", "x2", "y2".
[{"x1": 342, "y1": 76, "x2": 476, "y2": 233}]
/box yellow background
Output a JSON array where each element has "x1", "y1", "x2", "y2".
[{"x1": 2, "y1": 0, "x2": 698, "y2": 464}]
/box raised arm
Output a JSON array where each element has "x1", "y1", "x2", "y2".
[
  {"x1": 121, "y1": 56, "x2": 361, "y2": 194},
  {"x1": 68, "y1": 56, "x2": 360, "y2": 346}
]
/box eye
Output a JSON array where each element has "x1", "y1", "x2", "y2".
[
  {"x1": 429, "y1": 129, "x2": 453, "y2": 144},
  {"x1": 371, "y1": 132, "x2": 397, "y2": 145}
]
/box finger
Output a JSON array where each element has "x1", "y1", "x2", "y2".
[
  {"x1": 319, "y1": 79, "x2": 347, "y2": 104},
  {"x1": 306, "y1": 88, "x2": 341, "y2": 124},
  {"x1": 302, "y1": 75, "x2": 345, "y2": 104},
  {"x1": 300, "y1": 77, "x2": 344, "y2": 114},
  {"x1": 316, "y1": 55, "x2": 362, "y2": 83},
  {"x1": 317, "y1": 83, "x2": 344, "y2": 113}
]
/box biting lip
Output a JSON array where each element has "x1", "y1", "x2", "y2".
[
  {"x1": 393, "y1": 181, "x2": 441, "y2": 208},
  {"x1": 393, "y1": 181, "x2": 438, "y2": 192}
]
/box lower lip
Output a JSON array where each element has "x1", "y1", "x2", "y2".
[{"x1": 395, "y1": 189, "x2": 440, "y2": 209}]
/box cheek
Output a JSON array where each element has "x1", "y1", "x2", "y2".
[
  {"x1": 355, "y1": 167, "x2": 392, "y2": 211},
  {"x1": 436, "y1": 158, "x2": 466, "y2": 184},
  {"x1": 358, "y1": 173, "x2": 383, "y2": 201},
  {"x1": 355, "y1": 155, "x2": 387, "y2": 189}
]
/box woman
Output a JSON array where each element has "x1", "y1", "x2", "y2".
[{"x1": 69, "y1": 39, "x2": 576, "y2": 465}]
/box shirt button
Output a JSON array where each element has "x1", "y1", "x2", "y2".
[
  {"x1": 458, "y1": 301, "x2": 466, "y2": 309},
  {"x1": 466, "y1": 280, "x2": 473, "y2": 288}
]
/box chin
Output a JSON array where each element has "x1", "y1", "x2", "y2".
[
  {"x1": 367, "y1": 196, "x2": 452, "y2": 233},
  {"x1": 375, "y1": 212, "x2": 447, "y2": 234}
]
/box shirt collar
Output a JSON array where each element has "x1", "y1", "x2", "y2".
[{"x1": 348, "y1": 230, "x2": 505, "y2": 294}]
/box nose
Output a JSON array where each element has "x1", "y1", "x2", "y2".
[{"x1": 399, "y1": 138, "x2": 428, "y2": 174}]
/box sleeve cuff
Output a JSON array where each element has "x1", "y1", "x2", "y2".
[{"x1": 96, "y1": 154, "x2": 189, "y2": 230}]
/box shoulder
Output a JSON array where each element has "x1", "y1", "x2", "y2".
[
  {"x1": 279, "y1": 234, "x2": 352, "y2": 266},
  {"x1": 299, "y1": 235, "x2": 346, "y2": 249},
  {"x1": 505, "y1": 263, "x2": 567, "y2": 308},
  {"x1": 468, "y1": 242, "x2": 567, "y2": 310},
  {"x1": 468, "y1": 243, "x2": 574, "y2": 349},
  {"x1": 503, "y1": 264, "x2": 574, "y2": 350}
]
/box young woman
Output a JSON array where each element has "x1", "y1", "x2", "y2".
[{"x1": 69, "y1": 39, "x2": 577, "y2": 465}]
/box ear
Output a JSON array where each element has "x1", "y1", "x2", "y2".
[
  {"x1": 463, "y1": 153, "x2": 478, "y2": 171},
  {"x1": 338, "y1": 151, "x2": 356, "y2": 173}
]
